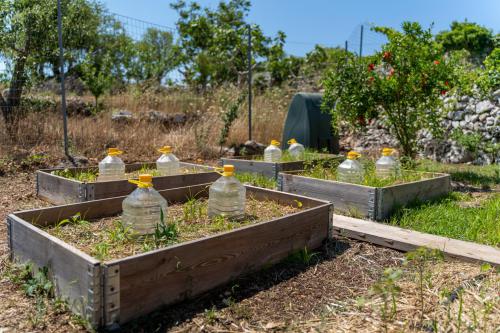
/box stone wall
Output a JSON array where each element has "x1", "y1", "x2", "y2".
[{"x1": 341, "y1": 89, "x2": 500, "y2": 164}]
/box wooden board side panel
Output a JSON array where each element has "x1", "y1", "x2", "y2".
[
  {"x1": 8, "y1": 215, "x2": 101, "y2": 326},
  {"x1": 280, "y1": 173, "x2": 374, "y2": 218},
  {"x1": 221, "y1": 158, "x2": 276, "y2": 178},
  {"x1": 36, "y1": 170, "x2": 84, "y2": 205},
  {"x1": 376, "y1": 175, "x2": 451, "y2": 220},
  {"x1": 112, "y1": 206, "x2": 330, "y2": 324}
]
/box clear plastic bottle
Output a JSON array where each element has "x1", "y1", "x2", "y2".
[
  {"x1": 122, "y1": 174, "x2": 168, "y2": 235},
  {"x1": 264, "y1": 140, "x2": 282, "y2": 162},
  {"x1": 208, "y1": 165, "x2": 246, "y2": 218},
  {"x1": 287, "y1": 138, "x2": 305, "y2": 160},
  {"x1": 97, "y1": 148, "x2": 126, "y2": 182},
  {"x1": 375, "y1": 148, "x2": 401, "y2": 179},
  {"x1": 337, "y1": 151, "x2": 364, "y2": 184},
  {"x1": 156, "y1": 146, "x2": 180, "y2": 176}
]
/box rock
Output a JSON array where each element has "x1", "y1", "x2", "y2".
[
  {"x1": 453, "y1": 111, "x2": 465, "y2": 121},
  {"x1": 65, "y1": 97, "x2": 94, "y2": 116},
  {"x1": 143, "y1": 110, "x2": 191, "y2": 127},
  {"x1": 173, "y1": 113, "x2": 188, "y2": 125},
  {"x1": 451, "y1": 121, "x2": 460, "y2": 128},
  {"x1": 242, "y1": 140, "x2": 265, "y2": 155},
  {"x1": 473, "y1": 123, "x2": 481, "y2": 131},
  {"x1": 111, "y1": 110, "x2": 133, "y2": 123},
  {"x1": 475, "y1": 100, "x2": 494, "y2": 114},
  {"x1": 455, "y1": 102, "x2": 467, "y2": 110},
  {"x1": 492, "y1": 89, "x2": 500, "y2": 99},
  {"x1": 486, "y1": 117, "x2": 495, "y2": 126},
  {"x1": 145, "y1": 110, "x2": 169, "y2": 123},
  {"x1": 465, "y1": 104, "x2": 475, "y2": 113},
  {"x1": 459, "y1": 95, "x2": 469, "y2": 103},
  {"x1": 479, "y1": 113, "x2": 489, "y2": 122},
  {"x1": 459, "y1": 120, "x2": 466, "y2": 127},
  {"x1": 469, "y1": 114, "x2": 479, "y2": 122}
]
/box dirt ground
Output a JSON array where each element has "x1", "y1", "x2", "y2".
[{"x1": 0, "y1": 174, "x2": 498, "y2": 333}]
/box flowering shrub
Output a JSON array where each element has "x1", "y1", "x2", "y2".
[{"x1": 322, "y1": 22, "x2": 457, "y2": 157}]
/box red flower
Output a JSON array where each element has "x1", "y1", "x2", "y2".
[
  {"x1": 368, "y1": 76, "x2": 375, "y2": 84},
  {"x1": 368, "y1": 63, "x2": 375, "y2": 71},
  {"x1": 444, "y1": 81, "x2": 449, "y2": 87},
  {"x1": 383, "y1": 51, "x2": 391, "y2": 60},
  {"x1": 440, "y1": 90, "x2": 447, "y2": 96},
  {"x1": 357, "y1": 115, "x2": 366, "y2": 125},
  {"x1": 388, "y1": 68, "x2": 395, "y2": 78},
  {"x1": 433, "y1": 60, "x2": 440, "y2": 65}
]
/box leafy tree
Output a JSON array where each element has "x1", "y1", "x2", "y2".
[
  {"x1": 170, "y1": 0, "x2": 285, "y2": 90},
  {"x1": 132, "y1": 28, "x2": 177, "y2": 84},
  {"x1": 482, "y1": 48, "x2": 500, "y2": 90},
  {"x1": 265, "y1": 31, "x2": 304, "y2": 86},
  {"x1": 436, "y1": 21, "x2": 495, "y2": 63},
  {"x1": 80, "y1": 52, "x2": 114, "y2": 110},
  {"x1": 0, "y1": 0, "x2": 102, "y2": 134},
  {"x1": 323, "y1": 22, "x2": 456, "y2": 157}
]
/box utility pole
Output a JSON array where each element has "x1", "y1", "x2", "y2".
[
  {"x1": 359, "y1": 25, "x2": 364, "y2": 57},
  {"x1": 247, "y1": 24, "x2": 252, "y2": 141},
  {"x1": 345, "y1": 40, "x2": 348, "y2": 63},
  {"x1": 57, "y1": 0, "x2": 71, "y2": 161}
]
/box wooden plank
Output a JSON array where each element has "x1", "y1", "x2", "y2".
[
  {"x1": 279, "y1": 173, "x2": 375, "y2": 218},
  {"x1": 36, "y1": 170, "x2": 84, "y2": 204},
  {"x1": 106, "y1": 204, "x2": 331, "y2": 324},
  {"x1": 331, "y1": 214, "x2": 500, "y2": 266},
  {"x1": 221, "y1": 157, "x2": 276, "y2": 178},
  {"x1": 376, "y1": 173, "x2": 451, "y2": 220},
  {"x1": 7, "y1": 214, "x2": 101, "y2": 326}
]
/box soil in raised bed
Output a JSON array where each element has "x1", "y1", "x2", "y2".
[
  {"x1": 43, "y1": 196, "x2": 302, "y2": 261},
  {"x1": 50, "y1": 165, "x2": 202, "y2": 183},
  {"x1": 300, "y1": 158, "x2": 438, "y2": 188}
]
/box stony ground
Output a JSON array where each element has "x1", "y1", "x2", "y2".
[{"x1": 0, "y1": 173, "x2": 498, "y2": 333}]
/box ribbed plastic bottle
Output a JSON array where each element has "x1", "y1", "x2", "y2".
[
  {"x1": 208, "y1": 165, "x2": 246, "y2": 218},
  {"x1": 375, "y1": 148, "x2": 401, "y2": 179},
  {"x1": 156, "y1": 146, "x2": 180, "y2": 176},
  {"x1": 287, "y1": 138, "x2": 305, "y2": 160},
  {"x1": 122, "y1": 174, "x2": 168, "y2": 235},
  {"x1": 97, "y1": 148, "x2": 126, "y2": 182},
  {"x1": 337, "y1": 151, "x2": 364, "y2": 184},
  {"x1": 264, "y1": 140, "x2": 282, "y2": 162}
]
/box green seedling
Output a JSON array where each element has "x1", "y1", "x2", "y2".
[{"x1": 369, "y1": 267, "x2": 402, "y2": 332}]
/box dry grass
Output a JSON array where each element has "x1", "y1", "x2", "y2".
[{"x1": 0, "y1": 86, "x2": 293, "y2": 169}]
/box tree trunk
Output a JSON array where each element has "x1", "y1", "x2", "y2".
[{"x1": 0, "y1": 55, "x2": 28, "y2": 137}]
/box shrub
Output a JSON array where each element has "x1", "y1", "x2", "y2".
[{"x1": 322, "y1": 22, "x2": 457, "y2": 157}]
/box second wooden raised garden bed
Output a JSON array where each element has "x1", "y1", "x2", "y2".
[
  {"x1": 221, "y1": 154, "x2": 343, "y2": 179},
  {"x1": 7, "y1": 183, "x2": 332, "y2": 329},
  {"x1": 278, "y1": 171, "x2": 451, "y2": 221},
  {"x1": 36, "y1": 162, "x2": 219, "y2": 204}
]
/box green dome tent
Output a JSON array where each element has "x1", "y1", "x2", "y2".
[{"x1": 281, "y1": 93, "x2": 339, "y2": 153}]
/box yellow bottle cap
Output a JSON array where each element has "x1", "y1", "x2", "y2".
[
  {"x1": 382, "y1": 148, "x2": 394, "y2": 156},
  {"x1": 287, "y1": 138, "x2": 297, "y2": 145},
  {"x1": 347, "y1": 151, "x2": 361, "y2": 160},
  {"x1": 107, "y1": 148, "x2": 123, "y2": 156},
  {"x1": 222, "y1": 164, "x2": 234, "y2": 177},
  {"x1": 129, "y1": 174, "x2": 153, "y2": 188},
  {"x1": 158, "y1": 146, "x2": 172, "y2": 154},
  {"x1": 270, "y1": 139, "x2": 280, "y2": 146}
]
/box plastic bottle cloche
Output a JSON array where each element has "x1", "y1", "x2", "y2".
[
  {"x1": 97, "y1": 148, "x2": 126, "y2": 182},
  {"x1": 207, "y1": 164, "x2": 246, "y2": 218},
  {"x1": 122, "y1": 174, "x2": 168, "y2": 235},
  {"x1": 375, "y1": 148, "x2": 401, "y2": 179},
  {"x1": 264, "y1": 139, "x2": 282, "y2": 162},
  {"x1": 156, "y1": 145, "x2": 180, "y2": 176},
  {"x1": 336, "y1": 151, "x2": 364, "y2": 184},
  {"x1": 287, "y1": 138, "x2": 305, "y2": 160}
]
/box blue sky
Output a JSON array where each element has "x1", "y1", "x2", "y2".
[{"x1": 102, "y1": 0, "x2": 500, "y2": 56}]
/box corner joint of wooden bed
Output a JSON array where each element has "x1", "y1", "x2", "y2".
[{"x1": 103, "y1": 264, "x2": 121, "y2": 329}]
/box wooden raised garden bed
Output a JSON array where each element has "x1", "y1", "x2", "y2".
[
  {"x1": 221, "y1": 154, "x2": 343, "y2": 179},
  {"x1": 278, "y1": 171, "x2": 451, "y2": 221},
  {"x1": 36, "y1": 162, "x2": 219, "y2": 204},
  {"x1": 7, "y1": 183, "x2": 332, "y2": 329}
]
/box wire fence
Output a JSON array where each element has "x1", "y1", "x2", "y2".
[{"x1": 0, "y1": 7, "x2": 387, "y2": 151}]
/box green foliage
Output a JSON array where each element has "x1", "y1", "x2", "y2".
[
  {"x1": 481, "y1": 48, "x2": 500, "y2": 90},
  {"x1": 80, "y1": 52, "x2": 114, "y2": 109},
  {"x1": 235, "y1": 172, "x2": 276, "y2": 189},
  {"x1": 323, "y1": 22, "x2": 457, "y2": 157},
  {"x1": 56, "y1": 213, "x2": 90, "y2": 228},
  {"x1": 436, "y1": 21, "x2": 495, "y2": 62},
  {"x1": 131, "y1": 28, "x2": 177, "y2": 84},
  {"x1": 153, "y1": 218, "x2": 179, "y2": 247},
  {"x1": 52, "y1": 168, "x2": 98, "y2": 182},
  {"x1": 22, "y1": 266, "x2": 54, "y2": 298},
  {"x1": 391, "y1": 193, "x2": 500, "y2": 246},
  {"x1": 218, "y1": 91, "x2": 247, "y2": 147},
  {"x1": 369, "y1": 268, "x2": 402, "y2": 328},
  {"x1": 170, "y1": 0, "x2": 287, "y2": 89},
  {"x1": 286, "y1": 247, "x2": 319, "y2": 266}
]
